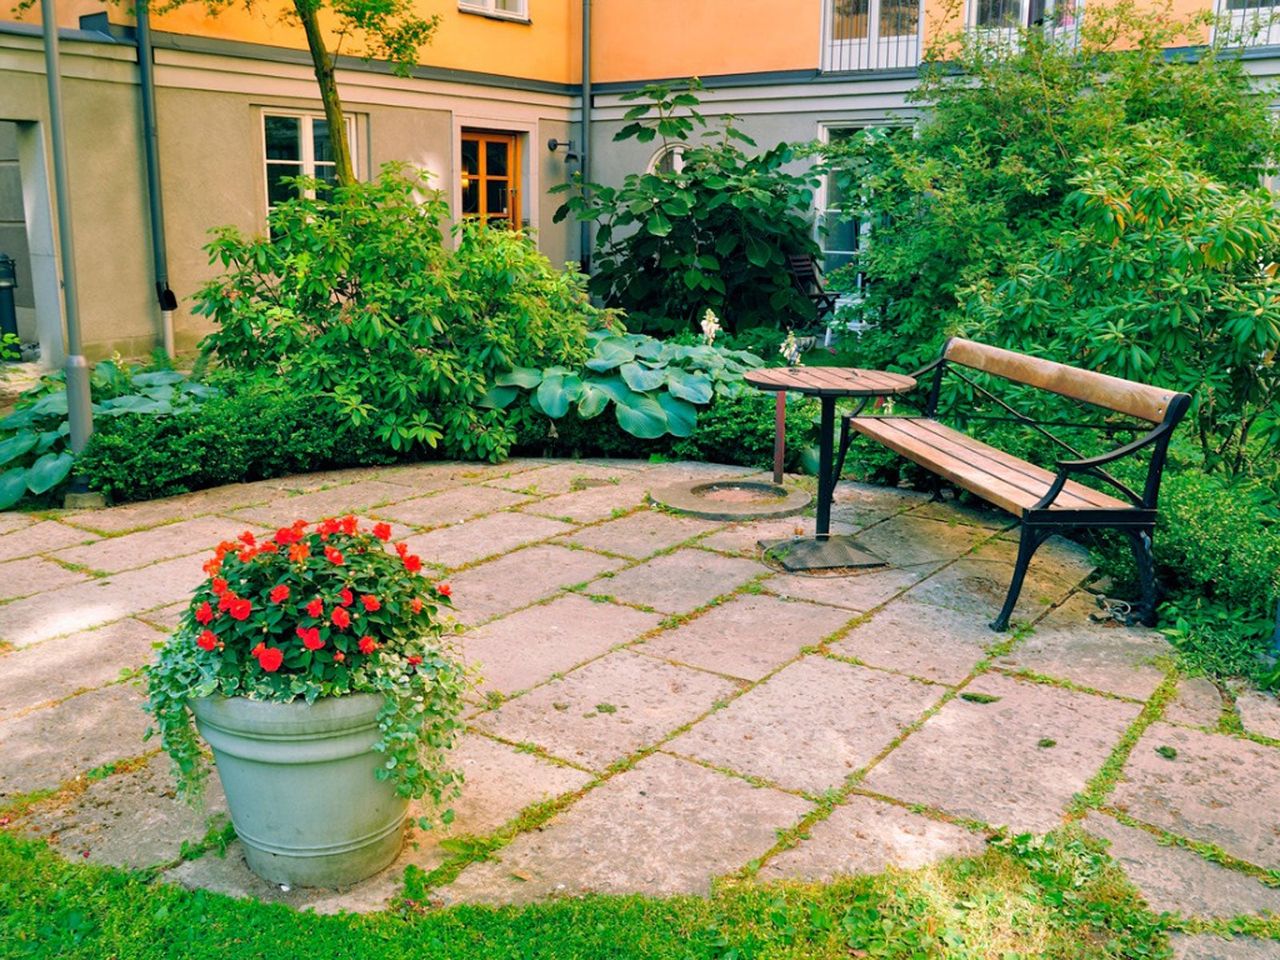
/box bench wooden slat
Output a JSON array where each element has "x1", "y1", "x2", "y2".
[
  {"x1": 849, "y1": 416, "x2": 1129, "y2": 515},
  {"x1": 944, "y1": 338, "x2": 1179, "y2": 424}
]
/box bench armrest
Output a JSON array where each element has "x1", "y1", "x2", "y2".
[
  {"x1": 908, "y1": 356, "x2": 945, "y2": 380},
  {"x1": 1054, "y1": 425, "x2": 1169, "y2": 472}
]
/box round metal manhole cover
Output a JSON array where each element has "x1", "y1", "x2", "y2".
[{"x1": 649, "y1": 479, "x2": 811, "y2": 521}]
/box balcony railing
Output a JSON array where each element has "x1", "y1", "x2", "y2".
[{"x1": 1215, "y1": 0, "x2": 1280, "y2": 46}]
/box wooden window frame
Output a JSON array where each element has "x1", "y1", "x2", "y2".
[{"x1": 460, "y1": 130, "x2": 523, "y2": 227}]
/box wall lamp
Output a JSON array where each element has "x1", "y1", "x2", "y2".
[{"x1": 547, "y1": 138, "x2": 580, "y2": 164}]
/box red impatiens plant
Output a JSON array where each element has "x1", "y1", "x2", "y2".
[{"x1": 145, "y1": 516, "x2": 467, "y2": 814}]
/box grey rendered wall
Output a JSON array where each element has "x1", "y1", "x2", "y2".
[{"x1": 0, "y1": 121, "x2": 35, "y2": 339}]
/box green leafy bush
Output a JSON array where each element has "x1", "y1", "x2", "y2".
[
  {"x1": 554, "y1": 80, "x2": 821, "y2": 335},
  {"x1": 196, "y1": 164, "x2": 601, "y2": 463}
]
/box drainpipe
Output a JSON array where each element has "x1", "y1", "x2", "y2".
[
  {"x1": 579, "y1": 0, "x2": 592, "y2": 274},
  {"x1": 136, "y1": 0, "x2": 177, "y2": 359},
  {"x1": 41, "y1": 0, "x2": 94, "y2": 459}
]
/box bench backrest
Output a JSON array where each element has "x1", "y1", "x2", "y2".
[{"x1": 944, "y1": 338, "x2": 1186, "y2": 425}]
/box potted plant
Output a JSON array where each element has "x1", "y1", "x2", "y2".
[{"x1": 145, "y1": 516, "x2": 467, "y2": 888}]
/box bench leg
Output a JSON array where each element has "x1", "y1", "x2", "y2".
[
  {"x1": 991, "y1": 526, "x2": 1051, "y2": 632},
  {"x1": 1125, "y1": 528, "x2": 1159, "y2": 627}
]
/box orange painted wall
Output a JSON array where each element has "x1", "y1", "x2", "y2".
[{"x1": 590, "y1": 0, "x2": 824, "y2": 82}]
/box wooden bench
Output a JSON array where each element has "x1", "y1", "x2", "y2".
[{"x1": 835, "y1": 338, "x2": 1193, "y2": 631}]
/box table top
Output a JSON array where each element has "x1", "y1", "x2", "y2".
[{"x1": 744, "y1": 366, "x2": 917, "y2": 398}]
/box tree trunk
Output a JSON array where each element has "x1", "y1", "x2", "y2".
[{"x1": 295, "y1": 0, "x2": 356, "y2": 186}]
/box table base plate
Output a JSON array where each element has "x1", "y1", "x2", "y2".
[{"x1": 759, "y1": 535, "x2": 887, "y2": 572}]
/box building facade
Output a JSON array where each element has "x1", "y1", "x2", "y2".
[{"x1": 0, "y1": 0, "x2": 1274, "y2": 362}]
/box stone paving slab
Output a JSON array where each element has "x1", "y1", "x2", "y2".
[
  {"x1": 830, "y1": 597, "x2": 994, "y2": 684},
  {"x1": 485, "y1": 462, "x2": 636, "y2": 497},
  {"x1": 403, "y1": 512, "x2": 575, "y2": 570},
  {"x1": 1236, "y1": 691, "x2": 1280, "y2": 742},
  {"x1": 1165, "y1": 679, "x2": 1226, "y2": 728},
  {"x1": 669, "y1": 656, "x2": 942, "y2": 795},
  {"x1": 759, "y1": 794, "x2": 987, "y2": 882},
  {"x1": 371, "y1": 486, "x2": 534, "y2": 530},
  {"x1": 21, "y1": 754, "x2": 226, "y2": 870},
  {"x1": 260, "y1": 467, "x2": 397, "y2": 494},
  {"x1": 520, "y1": 481, "x2": 653, "y2": 524},
  {"x1": 560, "y1": 510, "x2": 720, "y2": 560},
  {"x1": 1083, "y1": 812, "x2": 1280, "y2": 918},
  {"x1": 51, "y1": 516, "x2": 253, "y2": 575},
  {"x1": 971, "y1": 535, "x2": 1098, "y2": 592},
  {"x1": 61, "y1": 482, "x2": 280, "y2": 535},
  {"x1": 446, "y1": 545, "x2": 627, "y2": 626},
  {"x1": 0, "y1": 555, "x2": 90, "y2": 600},
  {"x1": 863, "y1": 673, "x2": 1141, "y2": 833},
  {"x1": 0, "y1": 520, "x2": 98, "y2": 562},
  {"x1": 228, "y1": 480, "x2": 416, "y2": 528},
  {"x1": 592, "y1": 549, "x2": 764, "y2": 614},
  {"x1": 0, "y1": 619, "x2": 163, "y2": 720},
  {"x1": 1111, "y1": 722, "x2": 1280, "y2": 869},
  {"x1": 765, "y1": 565, "x2": 933, "y2": 613},
  {"x1": 1170, "y1": 935, "x2": 1280, "y2": 959},
  {"x1": 904, "y1": 557, "x2": 1067, "y2": 626},
  {"x1": 461, "y1": 594, "x2": 663, "y2": 696},
  {"x1": 0, "y1": 512, "x2": 35, "y2": 535},
  {"x1": 0, "y1": 684, "x2": 151, "y2": 800},
  {"x1": 994, "y1": 593, "x2": 1170, "y2": 700},
  {"x1": 908, "y1": 497, "x2": 1012, "y2": 529},
  {"x1": 475, "y1": 651, "x2": 739, "y2": 771},
  {"x1": 638, "y1": 594, "x2": 854, "y2": 682},
  {"x1": 138, "y1": 602, "x2": 187, "y2": 633},
  {"x1": 435, "y1": 752, "x2": 811, "y2": 905},
  {"x1": 0, "y1": 554, "x2": 207, "y2": 648},
  {"x1": 699, "y1": 518, "x2": 857, "y2": 556},
  {"x1": 850, "y1": 515, "x2": 992, "y2": 567},
  {"x1": 833, "y1": 481, "x2": 930, "y2": 515}
]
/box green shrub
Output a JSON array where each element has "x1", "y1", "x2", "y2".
[
  {"x1": 554, "y1": 81, "x2": 821, "y2": 335},
  {"x1": 196, "y1": 164, "x2": 601, "y2": 463}
]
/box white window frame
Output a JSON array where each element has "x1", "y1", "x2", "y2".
[
  {"x1": 966, "y1": 0, "x2": 1080, "y2": 41},
  {"x1": 458, "y1": 0, "x2": 529, "y2": 22},
  {"x1": 814, "y1": 124, "x2": 874, "y2": 300},
  {"x1": 647, "y1": 144, "x2": 687, "y2": 174},
  {"x1": 261, "y1": 110, "x2": 357, "y2": 214},
  {"x1": 1215, "y1": 0, "x2": 1280, "y2": 47},
  {"x1": 822, "y1": 0, "x2": 924, "y2": 71}
]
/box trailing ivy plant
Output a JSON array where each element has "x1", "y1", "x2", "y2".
[
  {"x1": 0, "y1": 362, "x2": 218, "y2": 510},
  {"x1": 553, "y1": 80, "x2": 822, "y2": 335},
  {"x1": 483, "y1": 331, "x2": 763, "y2": 439}
]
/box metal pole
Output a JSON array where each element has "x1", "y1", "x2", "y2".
[
  {"x1": 41, "y1": 0, "x2": 94, "y2": 455},
  {"x1": 136, "y1": 0, "x2": 177, "y2": 359},
  {"x1": 579, "y1": 0, "x2": 591, "y2": 273}
]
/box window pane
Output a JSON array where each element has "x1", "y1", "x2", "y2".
[
  {"x1": 265, "y1": 116, "x2": 300, "y2": 161},
  {"x1": 485, "y1": 141, "x2": 509, "y2": 177},
  {"x1": 832, "y1": 0, "x2": 870, "y2": 40},
  {"x1": 976, "y1": 0, "x2": 1022, "y2": 26},
  {"x1": 824, "y1": 217, "x2": 860, "y2": 253},
  {"x1": 314, "y1": 162, "x2": 339, "y2": 187},
  {"x1": 267, "y1": 162, "x2": 303, "y2": 205},
  {"x1": 880, "y1": 0, "x2": 919, "y2": 37},
  {"x1": 313, "y1": 118, "x2": 333, "y2": 163},
  {"x1": 495, "y1": 0, "x2": 524, "y2": 13},
  {"x1": 462, "y1": 178, "x2": 480, "y2": 216},
  {"x1": 462, "y1": 138, "x2": 480, "y2": 176},
  {"x1": 486, "y1": 180, "x2": 509, "y2": 216}
]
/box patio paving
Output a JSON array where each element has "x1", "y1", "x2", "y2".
[{"x1": 0, "y1": 457, "x2": 1277, "y2": 937}]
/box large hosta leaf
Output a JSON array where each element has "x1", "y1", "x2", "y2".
[
  {"x1": 586, "y1": 338, "x2": 636, "y2": 372},
  {"x1": 0, "y1": 432, "x2": 39, "y2": 467},
  {"x1": 26, "y1": 452, "x2": 73, "y2": 494},
  {"x1": 534, "y1": 373, "x2": 583, "y2": 419},
  {"x1": 576, "y1": 382, "x2": 610, "y2": 420},
  {"x1": 619, "y1": 362, "x2": 666, "y2": 393},
  {"x1": 614, "y1": 394, "x2": 668, "y2": 439},
  {"x1": 657, "y1": 393, "x2": 697, "y2": 437},
  {"x1": 0, "y1": 467, "x2": 26, "y2": 510},
  {"x1": 478, "y1": 384, "x2": 519, "y2": 410},
  {"x1": 665, "y1": 368, "x2": 714, "y2": 405},
  {"x1": 494, "y1": 367, "x2": 544, "y2": 389}
]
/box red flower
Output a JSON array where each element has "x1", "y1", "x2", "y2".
[
  {"x1": 407, "y1": 655, "x2": 422, "y2": 666},
  {"x1": 270, "y1": 584, "x2": 290, "y2": 604},
  {"x1": 251, "y1": 642, "x2": 266, "y2": 658},
  {"x1": 228, "y1": 598, "x2": 253, "y2": 621},
  {"x1": 410, "y1": 597, "x2": 424, "y2": 614},
  {"x1": 340, "y1": 515, "x2": 358, "y2": 535},
  {"x1": 289, "y1": 542, "x2": 310, "y2": 563},
  {"x1": 196, "y1": 630, "x2": 218, "y2": 651},
  {"x1": 373, "y1": 523, "x2": 393, "y2": 542},
  {"x1": 258, "y1": 541, "x2": 278, "y2": 554},
  {"x1": 211, "y1": 578, "x2": 229, "y2": 597},
  {"x1": 202, "y1": 557, "x2": 222, "y2": 577},
  {"x1": 358, "y1": 635, "x2": 377, "y2": 655},
  {"x1": 195, "y1": 601, "x2": 214, "y2": 625},
  {"x1": 237, "y1": 548, "x2": 255, "y2": 563},
  {"x1": 318, "y1": 518, "x2": 340, "y2": 536},
  {"x1": 403, "y1": 554, "x2": 423, "y2": 574},
  {"x1": 395, "y1": 542, "x2": 409, "y2": 558},
  {"x1": 217, "y1": 592, "x2": 235, "y2": 613},
  {"x1": 436, "y1": 582, "x2": 452, "y2": 597},
  {"x1": 360, "y1": 595, "x2": 381, "y2": 612},
  {"x1": 334, "y1": 651, "x2": 346, "y2": 663},
  {"x1": 296, "y1": 626, "x2": 323, "y2": 651},
  {"x1": 257, "y1": 646, "x2": 284, "y2": 672},
  {"x1": 239, "y1": 531, "x2": 257, "y2": 547},
  {"x1": 274, "y1": 527, "x2": 300, "y2": 545},
  {"x1": 332, "y1": 607, "x2": 352, "y2": 630},
  {"x1": 339, "y1": 588, "x2": 354, "y2": 608},
  {"x1": 306, "y1": 598, "x2": 324, "y2": 618},
  {"x1": 325, "y1": 546, "x2": 345, "y2": 566}
]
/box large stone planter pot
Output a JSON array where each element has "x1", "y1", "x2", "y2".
[{"x1": 190, "y1": 693, "x2": 407, "y2": 888}]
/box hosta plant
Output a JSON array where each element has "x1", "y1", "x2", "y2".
[
  {"x1": 145, "y1": 516, "x2": 467, "y2": 818},
  {"x1": 484, "y1": 331, "x2": 764, "y2": 439}
]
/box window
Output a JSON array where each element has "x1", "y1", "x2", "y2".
[
  {"x1": 461, "y1": 131, "x2": 522, "y2": 227},
  {"x1": 262, "y1": 113, "x2": 354, "y2": 210},
  {"x1": 970, "y1": 0, "x2": 1078, "y2": 33},
  {"x1": 825, "y1": 0, "x2": 922, "y2": 71},
  {"x1": 458, "y1": 0, "x2": 528, "y2": 21},
  {"x1": 1219, "y1": 0, "x2": 1280, "y2": 46},
  {"x1": 647, "y1": 145, "x2": 686, "y2": 174}
]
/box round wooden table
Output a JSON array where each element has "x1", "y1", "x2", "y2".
[{"x1": 744, "y1": 366, "x2": 917, "y2": 570}]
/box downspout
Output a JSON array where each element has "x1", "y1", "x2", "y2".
[
  {"x1": 136, "y1": 0, "x2": 177, "y2": 359},
  {"x1": 579, "y1": 0, "x2": 591, "y2": 274}
]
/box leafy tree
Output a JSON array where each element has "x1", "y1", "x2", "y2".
[{"x1": 554, "y1": 81, "x2": 822, "y2": 335}]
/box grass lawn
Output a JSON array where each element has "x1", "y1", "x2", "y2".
[{"x1": 1, "y1": 825, "x2": 1240, "y2": 959}]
